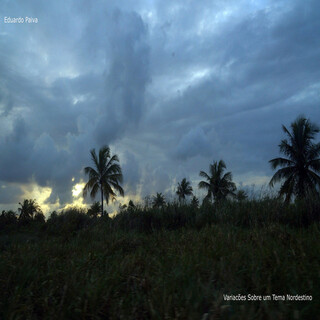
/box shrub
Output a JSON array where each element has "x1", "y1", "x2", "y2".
[
  {"x1": 0, "y1": 210, "x2": 18, "y2": 230},
  {"x1": 46, "y1": 207, "x2": 93, "y2": 236}
]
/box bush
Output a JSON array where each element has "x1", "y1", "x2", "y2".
[
  {"x1": 0, "y1": 210, "x2": 18, "y2": 230},
  {"x1": 46, "y1": 207, "x2": 94, "y2": 236}
]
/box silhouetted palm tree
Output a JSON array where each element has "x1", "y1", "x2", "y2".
[
  {"x1": 199, "y1": 160, "x2": 236, "y2": 202},
  {"x1": 18, "y1": 199, "x2": 42, "y2": 221},
  {"x1": 191, "y1": 196, "x2": 199, "y2": 208},
  {"x1": 83, "y1": 146, "x2": 124, "y2": 216},
  {"x1": 235, "y1": 190, "x2": 248, "y2": 202},
  {"x1": 269, "y1": 116, "x2": 320, "y2": 202},
  {"x1": 176, "y1": 178, "x2": 193, "y2": 204},
  {"x1": 152, "y1": 193, "x2": 166, "y2": 208}
]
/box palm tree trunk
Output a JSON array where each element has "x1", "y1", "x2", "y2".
[{"x1": 101, "y1": 186, "x2": 104, "y2": 217}]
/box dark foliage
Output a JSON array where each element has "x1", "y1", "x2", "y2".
[{"x1": 269, "y1": 116, "x2": 320, "y2": 202}]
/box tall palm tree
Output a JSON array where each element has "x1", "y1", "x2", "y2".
[
  {"x1": 269, "y1": 116, "x2": 320, "y2": 202},
  {"x1": 199, "y1": 160, "x2": 236, "y2": 202},
  {"x1": 18, "y1": 199, "x2": 42, "y2": 220},
  {"x1": 83, "y1": 146, "x2": 124, "y2": 216},
  {"x1": 176, "y1": 178, "x2": 193, "y2": 204},
  {"x1": 152, "y1": 192, "x2": 166, "y2": 208}
]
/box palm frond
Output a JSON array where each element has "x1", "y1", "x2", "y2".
[
  {"x1": 282, "y1": 124, "x2": 293, "y2": 140},
  {"x1": 90, "y1": 149, "x2": 99, "y2": 171},
  {"x1": 279, "y1": 174, "x2": 295, "y2": 203},
  {"x1": 269, "y1": 166, "x2": 296, "y2": 187},
  {"x1": 84, "y1": 166, "x2": 99, "y2": 179},
  {"x1": 269, "y1": 157, "x2": 294, "y2": 170},
  {"x1": 278, "y1": 140, "x2": 295, "y2": 159},
  {"x1": 89, "y1": 183, "x2": 100, "y2": 200},
  {"x1": 108, "y1": 181, "x2": 125, "y2": 197},
  {"x1": 198, "y1": 181, "x2": 210, "y2": 190},
  {"x1": 199, "y1": 171, "x2": 210, "y2": 181},
  {"x1": 307, "y1": 170, "x2": 320, "y2": 187},
  {"x1": 308, "y1": 159, "x2": 320, "y2": 172},
  {"x1": 103, "y1": 183, "x2": 116, "y2": 204},
  {"x1": 222, "y1": 171, "x2": 233, "y2": 182},
  {"x1": 105, "y1": 163, "x2": 122, "y2": 178}
]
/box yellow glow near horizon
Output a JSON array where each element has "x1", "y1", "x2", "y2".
[
  {"x1": 17, "y1": 181, "x2": 88, "y2": 216},
  {"x1": 66, "y1": 181, "x2": 88, "y2": 210},
  {"x1": 20, "y1": 183, "x2": 54, "y2": 215},
  {"x1": 64, "y1": 197, "x2": 87, "y2": 210}
]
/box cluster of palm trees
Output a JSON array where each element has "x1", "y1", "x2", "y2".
[{"x1": 83, "y1": 116, "x2": 320, "y2": 216}]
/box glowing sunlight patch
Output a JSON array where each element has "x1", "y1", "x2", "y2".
[
  {"x1": 72, "y1": 183, "x2": 85, "y2": 198},
  {"x1": 20, "y1": 183, "x2": 53, "y2": 215}
]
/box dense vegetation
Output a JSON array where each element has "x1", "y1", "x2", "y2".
[{"x1": 1, "y1": 197, "x2": 320, "y2": 319}]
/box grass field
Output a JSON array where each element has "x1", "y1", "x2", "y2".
[{"x1": 1, "y1": 202, "x2": 320, "y2": 320}]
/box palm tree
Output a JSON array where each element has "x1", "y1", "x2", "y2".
[
  {"x1": 191, "y1": 196, "x2": 199, "y2": 208},
  {"x1": 18, "y1": 199, "x2": 42, "y2": 220},
  {"x1": 269, "y1": 116, "x2": 320, "y2": 202},
  {"x1": 176, "y1": 178, "x2": 193, "y2": 204},
  {"x1": 152, "y1": 192, "x2": 166, "y2": 208},
  {"x1": 199, "y1": 160, "x2": 236, "y2": 202},
  {"x1": 235, "y1": 189, "x2": 248, "y2": 202},
  {"x1": 83, "y1": 146, "x2": 124, "y2": 216}
]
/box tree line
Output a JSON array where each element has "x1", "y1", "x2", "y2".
[{"x1": 1, "y1": 115, "x2": 319, "y2": 222}]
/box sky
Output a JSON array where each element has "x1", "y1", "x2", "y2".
[{"x1": 0, "y1": 0, "x2": 319, "y2": 215}]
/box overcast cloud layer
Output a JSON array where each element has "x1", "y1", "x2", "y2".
[{"x1": 0, "y1": 0, "x2": 320, "y2": 213}]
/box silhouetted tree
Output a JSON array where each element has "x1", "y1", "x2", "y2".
[
  {"x1": 176, "y1": 178, "x2": 193, "y2": 204},
  {"x1": 152, "y1": 193, "x2": 166, "y2": 208},
  {"x1": 269, "y1": 116, "x2": 320, "y2": 202},
  {"x1": 0, "y1": 210, "x2": 17, "y2": 226},
  {"x1": 199, "y1": 160, "x2": 236, "y2": 203},
  {"x1": 18, "y1": 199, "x2": 42, "y2": 221},
  {"x1": 191, "y1": 196, "x2": 199, "y2": 208},
  {"x1": 49, "y1": 211, "x2": 58, "y2": 220},
  {"x1": 87, "y1": 201, "x2": 101, "y2": 218},
  {"x1": 34, "y1": 212, "x2": 45, "y2": 223},
  {"x1": 128, "y1": 200, "x2": 135, "y2": 208},
  {"x1": 236, "y1": 190, "x2": 248, "y2": 202},
  {"x1": 128, "y1": 200, "x2": 136, "y2": 211},
  {"x1": 122, "y1": 200, "x2": 136, "y2": 213},
  {"x1": 83, "y1": 146, "x2": 124, "y2": 216}
]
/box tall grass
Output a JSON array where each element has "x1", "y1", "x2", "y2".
[{"x1": 113, "y1": 196, "x2": 320, "y2": 232}]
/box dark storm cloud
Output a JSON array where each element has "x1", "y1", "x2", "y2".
[
  {"x1": 174, "y1": 127, "x2": 212, "y2": 160},
  {"x1": 0, "y1": 0, "x2": 319, "y2": 210},
  {"x1": 144, "y1": 0, "x2": 320, "y2": 180},
  {"x1": 122, "y1": 151, "x2": 141, "y2": 194},
  {"x1": 0, "y1": 1, "x2": 151, "y2": 207}
]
